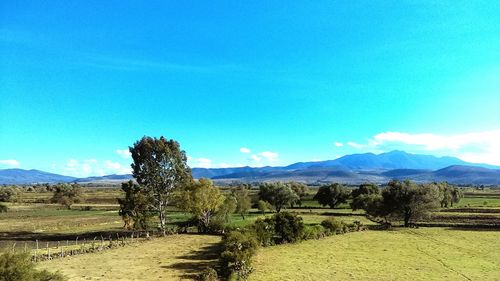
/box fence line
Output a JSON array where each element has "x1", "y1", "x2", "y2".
[{"x1": 3, "y1": 231, "x2": 158, "y2": 263}]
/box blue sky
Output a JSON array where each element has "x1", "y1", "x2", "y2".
[{"x1": 1, "y1": 1, "x2": 499, "y2": 176}]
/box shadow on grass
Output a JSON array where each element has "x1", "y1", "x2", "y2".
[{"x1": 162, "y1": 240, "x2": 223, "y2": 280}]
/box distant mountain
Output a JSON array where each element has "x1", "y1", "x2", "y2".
[
  {"x1": 429, "y1": 165, "x2": 500, "y2": 185},
  {"x1": 0, "y1": 169, "x2": 77, "y2": 184},
  {"x1": 287, "y1": 150, "x2": 486, "y2": 170},
  {"x1": 1, "y1": 151, "x2": 499, "y2": 185}
]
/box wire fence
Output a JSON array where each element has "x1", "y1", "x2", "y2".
[{"x1": 2, "y1": 231, "x2": 160, "y2": 262}]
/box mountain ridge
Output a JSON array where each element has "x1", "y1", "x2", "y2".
[{"x1": 1, "y1": 151, "x2": 498, "y2": 185}]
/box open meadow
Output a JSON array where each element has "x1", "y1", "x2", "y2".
[
  {"x1": 1, "y1": 186, "x2": 499, "y2": 280},
  {"x1": 250, "y1": 228, "x2": 500, "y2": 281},
  {"x1": 36, "y1": 234, "x2": 221, "y2": 281}
]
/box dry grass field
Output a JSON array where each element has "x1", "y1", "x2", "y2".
[{"x1": 37, "y1": 234, "x2": 222, "y2": 280}]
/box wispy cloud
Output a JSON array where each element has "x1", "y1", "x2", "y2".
[
  {"x1": 56, "y1": 158, "x2": 131, "y2": 177},
  {"x1": 82, "y1": 54, "x2": 213, "y2": 73},
  {"x1": 345, "y1": 130, "x2": 500, "y2": 166},
  {"x1": 240, "y1": 147, "x2": 251, "y2": 154},
  {"x1": 334, "y1": 142, "x2": 344, "y2": 147},
  {"x1": 347, "y1": 142, "x2": 365, "y2": 149},
  {"x1": 188, "y1": 157, "x2": 240, "y2": 169},
  {"x1": 189, "y1": 157, "x2": 213, "y2": 168},
  {"x1": 0, "y1": 159, "x2": 20, "y2": 168},
  {"x1": 259, "y1": 151, "x2": 279, "y2": 162},
  {"x1": 116, "y1": 149, "x2": 131, "y2": 159},
  {"x1": 250, "y1": 154, "x2": 262, "y2": 162}
]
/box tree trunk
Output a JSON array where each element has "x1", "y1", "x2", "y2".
[
  {"x1": 404, "y1": 209, "x2": 412, "y2": 227},
  {"x1": 158, "y1": 201, "x2": 167, "y2": 236}
]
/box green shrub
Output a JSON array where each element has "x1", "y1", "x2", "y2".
[
  {"x1": 0, "y1": 188, "x2": 17, "y2": 202},
  {"x1": 219, "y1": 231, "x2": 258, "y2": 280},
  {"x1": 273, "y1": 212, "x2": 304, "y2": 244},
  {"x1": 352, "y1": 220, "x2": 365, "y2": 231},
  {"x1": 252, "y1": 212, "x2": 304, "y2": 245},
  {"x1": 0, "y1": 251, "x2": 67, "y2": 281},
  {"x1": 302, "y1": 225, "x2": 327, "y2": 240},
  {"x1": 196, "y1": 267, "x2": 219, "y2": 281},
  {"x1": 257, "y1": 200, "x2": 270, "y2": 214},
  {"x1": 320, "y1": 217, "x2": 347, "y2": 234},
  {"x1": 252, "y1": 218, "x2": 275, "y2": 246}
]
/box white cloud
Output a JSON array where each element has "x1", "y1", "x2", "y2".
[
  {"x1": 116, "y1": 149, "x2": 131, "y2": 158},
  {"x1": 372, "y1": 131, "x2": 500, "y2": 152},
  {"x1": 259, "y1": 151, "x2": 279, "y2": 161},
  {"x1": 347, "y1": 142, "x2": 365, "y2": 149},
  {"x1": 188, "y1": 157, "x2": 238, "y2": 169},
  {"x1": 240, "y1": 147, "x2": 251, "y2": 154},
  {"x1": 0, "y1": 159, "x2": 20, "y2": 167},
  {"x1": 348, "y1": 130, "x2": 500, "y2": 166},
  {"x1": 104, "y1": 160, "x2": 121, "y2": 170},
  {"x1": 189, "y1": 157, "x2": 213, "y2": 168},
  {"x1": 334, "y1": 142, "x2": 344, "y2": 147},
  {"x1": 58, "y1": 158, "x2": 131, "y2": 177},
  {"x1": 251, "y1": 154, "x2": 262, "y2": 162}
]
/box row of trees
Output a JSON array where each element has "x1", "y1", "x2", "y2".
[
  {"x1": 349, "y1": 181, "x2": 463, "y2": 226},
  {"x1": 0, "y1": 183, "x2": 84, "y2": 213},
  {"x1": 255, "y1": 180, "x2": 463, "y2": 227},
  {"x1": 117, "y1": 136, "x2": 465, "y2": 233}
]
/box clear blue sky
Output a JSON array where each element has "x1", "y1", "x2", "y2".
[{"x1": 1, "y1": 1, "x2": 499, "y2": 176}]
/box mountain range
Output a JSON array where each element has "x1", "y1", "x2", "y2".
[{"x1": 1, "y1": 151, "x2": 499, "y2": 185}]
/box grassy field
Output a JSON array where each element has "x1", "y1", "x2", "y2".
[
  {"x1": 37, "y1": 234, "x2": 221, "y2": 280},
  {"x1": 250, "y1": 228, "x2": 500, "y2": 281},
  {"x1": 1, "y1": 186, "x2": 500, "y2": 280}
]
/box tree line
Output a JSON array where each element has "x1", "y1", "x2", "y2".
[{"x1": 117, "y1": 136, "x2": 464, "y2": 234}]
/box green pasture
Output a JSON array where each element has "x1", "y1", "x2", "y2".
[{"x1": 250, "y1": 227, "x2": 500, "y2": 281}]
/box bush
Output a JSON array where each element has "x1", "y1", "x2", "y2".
[
  {"x1": 219, "y1": 231, "x2": 258, "y2": 280},
  {"x1": 320, "y1": 217, "x2": 347, "y2": 234},
  {"x1": 302, "y1": 225, "x2": 327, "y2": 240},
  {"x1": 196, "y1": 267, "x2": 219, "y2": 281},
  {"x1": 207, "y1": 216, "x2": 237, "y2": 234},
  {"x1": 252, "y1": 218, "x2": 275, "y2": 246},
  {"x1": 0, "y1": 251, "x2": 67, "y2": 281},
  {"x1": 0, "y1": 188, "x2": 17, "y2": 202},
  {"x1": 252, "y1": 212, "x2": 304, "y2": 245},
  {"x1": 273, "y1": 212, "x2": 304, "y2": 244},
  {"x1": 352, "y1": 220, "x2": 365, "y2": 231}
]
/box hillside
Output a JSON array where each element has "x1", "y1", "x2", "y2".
[
  {"x1": 0, "y1": 169, "x2": 77, "y2": 184},
  {"x1": 1, "y1": 151, "x2": 499, "y2": 185}
]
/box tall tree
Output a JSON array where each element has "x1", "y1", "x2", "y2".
[
  {"x1": 350, "y1": 183, "x2": 380, "y2": 210},
  {"x1": 130, "y1": 136, "x2": 192, "y2": 235},
  {"x1": 287, "y1": 182, "x2": 308, "y2": 207},
  {"x1": 313, "y1": 183, "x2": 349, "y2": 209},
  {"x1": 118, "y1": 181, "x2": 153, "y2": 230},
  {"x1": 233, "y1": 185, "x2": 252, "y2": 219},
  {"x1": 50, "y1": 183, "x2": 83, "y2": 209},
  {"x1": 258, "y1": 182, "x2": 299, "y2": 213},
  {"x1": 377, "y1": 180, "x2": 440, "y2": 227},
  {"x1": 178, "y1": 178, "x2": 225, "y2": 233}
]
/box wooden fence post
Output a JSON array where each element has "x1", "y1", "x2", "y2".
[{"x1": 35, "y1": 239, "x2": 38, "y2": 262}]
